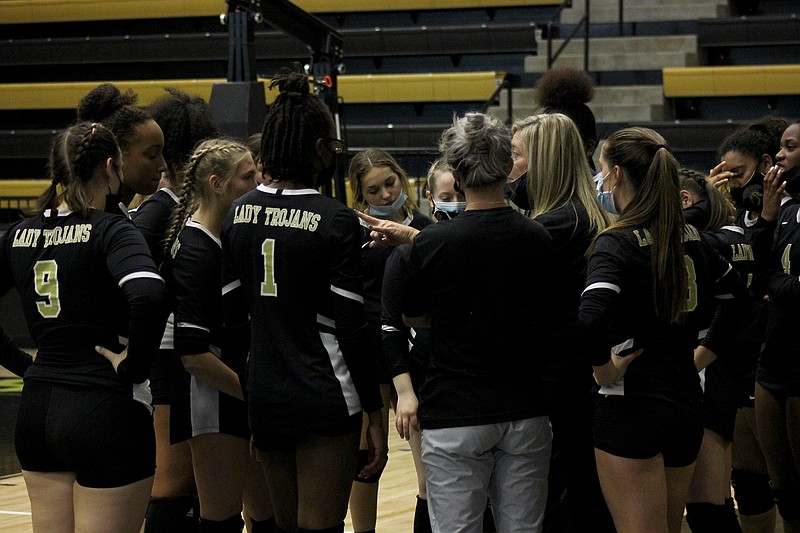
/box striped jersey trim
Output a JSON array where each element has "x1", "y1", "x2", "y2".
[
  {"x1": 382, "y1": 325, "x2": 402, "y2": 333},
  {"x1": 176, "y1": 322, "x2": 211, "y2": 333},
  {"x1": 317, "y1": 314, "x2": 336, "y2": 328},
  {"x1": 119, "y1": 271, "x2": 164, "y2": 287},
  {"x1": 186, "y1": 219, "x2": 221, "y2": 248},
  {"x1": 331, "y1": 284, "x2": 364, "y2": 303},
  {"x1": 257, "y1": 184, "x2": 320, "y2": 196},
  {"x1": 222, "y1": 279, "x2": 242, "y2": 296},
  {"x1": 582, "y1": 281, "x2": 621, "y2": 296}
]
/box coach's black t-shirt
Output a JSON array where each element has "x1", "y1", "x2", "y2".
[{"x1": 402, "y1": 206, "x2": 554, "y2": 430}]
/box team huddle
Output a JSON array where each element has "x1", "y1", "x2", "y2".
[{"x1": 0, "y1": 64, "x2": 799, "y2": 533}]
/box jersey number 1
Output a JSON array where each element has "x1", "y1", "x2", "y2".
[
  {"x1": 34, "y1": 260, "x2": 61, "y2": 318},
  {"x1": 260, "y1": 239, "x2": 277, "y2": 297}
]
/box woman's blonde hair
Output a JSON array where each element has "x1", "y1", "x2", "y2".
[
  {"x1": 348, "y1": 148, "x2": 417, "y2": 214},
  {"x1": 520, "y1": 113, "x2": 610, "y2": 232},
  {"x1": 162, "y1": 138, "x2": 249, "y2": 259}
]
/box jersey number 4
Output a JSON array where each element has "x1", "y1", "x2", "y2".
[
  {"x1": 34, "y1": 260, "x2": 61, "y2": 318},
  {"x1": 260, "y1": 239, "x2": 277, "y2": 297}
]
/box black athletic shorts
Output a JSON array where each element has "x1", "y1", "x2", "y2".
[
  {"x1": 251, "y1": 412, "x2": 362, "y2": 452},
  {"x1": 15, "y1": 380, "x2": 156, "y2": 488},
  {"x1": 593, "y1": 394, "x2": 703, "y2": 468},
  {"x1": 702, "y1": 362, "x2": 738, "y2": 442}
]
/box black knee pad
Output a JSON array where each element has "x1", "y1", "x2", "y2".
[
  {"x1": 731, "y1": 469, "x2": 775, "y2": 516},
  {"x1": 353, "y1": 449, "x2": 384, "y2": 483},
  {"x1": 145, "y1": 497, "x2": 200, "y2": 533},
  {"x1": 298, "y1": 523, "x2": 344, "y2": 533},
  {"x1": 249, "y1": 516, "x2": 276, "y2": 533},
  {"x1": 199, "y1": 514, "x2": 244, "y2": 533},
  {"x1": 685, "y1": 500, "x2": 742, "y2": 533},
  {"x1": 773, "y1": 487, "x2": 800, "y2": 522}
]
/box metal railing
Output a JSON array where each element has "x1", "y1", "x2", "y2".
[
  {"x1": 546, "y1": 0, "x2": 590, "y2": 71},
  {"x1": 481, "y1": 74, "x2": 514, "y2": 126}
]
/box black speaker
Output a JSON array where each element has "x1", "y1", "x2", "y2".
[{"x1": 209, "y1": 81, "x2": 267, "y2": 140}]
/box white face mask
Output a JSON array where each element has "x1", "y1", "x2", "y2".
[
  {"x1": 431, "y1": 200, "x2": 467, "y2": 221},
  {"x1": 595, "y1": 170, "x2": 617, "y2": 215},
  {"x1": 368, "y1": 191, "x2": 408, "y2": 217}
]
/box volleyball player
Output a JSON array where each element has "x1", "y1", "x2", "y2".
[
  {"x1": 5, "y1": 122, "x2": 169, "y2": 532},
  {"x1": 77, "y1": 83, "x2": 167, "y2": 214},
  {"x1": 751, "y1": 120, "x2": 800, "y2": 533},
  {"x1": 127, "y1": 88, "x2": 221, "y2": 533},
  {"x1": 582, "y1": 128, "x2": 750, "y2": 533},
  {"x1": 347, "y1": 148, "x2": 431, "y2": 533},
  {"x1": 220, "y1": 68, "x2": 386, "y2": 533},
  {"x1": 159, "y1": 138, "x2": 272, "y2": 533}
]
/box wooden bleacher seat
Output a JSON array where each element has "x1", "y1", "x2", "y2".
[
  {"x1": 0, "y1": 0, "x2": 562, "y2": 24},
  {"x1": 0, "y1": 72, "x2": 506, "y2": 110},
  {"x1": 663, "y1": 65, "x2": 800, "y2": 98}
]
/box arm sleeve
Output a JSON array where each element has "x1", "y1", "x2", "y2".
[
  {"x1": 329, "y1": 210, "x2": 383, "y2": 413},
  {"x1": 221, "y1": 228, "x2": 250, "y2": 389},
  {"x1": 0, "y1": 326, "x2": 32, "y2": 377},
  {"x1": 381, "y1": 245, "x2": 414, "y2": 378},
  {"x1": 400, "y1": 233, "x2": 432, "y2": 319},
  {"x1": 700, "y1": 248, "x2": 753, "y2": 357},
  {"x1": 104, "y1": 220, "x2": 169, "y2": 384},
  {"x1": 577, "y1": 234, "x2": 624, "y2": 367}
]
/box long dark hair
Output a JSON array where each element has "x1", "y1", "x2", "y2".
[{"x1": 602, "y1": 127, "x2": 687, "y2": 323}]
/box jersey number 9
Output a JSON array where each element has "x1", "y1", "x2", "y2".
[{"x1": 34, "y1": 260, "x2": 61, "y2": 318}]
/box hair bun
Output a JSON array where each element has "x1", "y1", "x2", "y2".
[
  {"x1": 77, "y1": 83, "x2": 138, "y2": 121},
  {"x1": 534, "y1": 66, "x2": 594, "y2": 108},
  {"x1": 269, "y1": 67, "x2": 310, "y2": 97}
]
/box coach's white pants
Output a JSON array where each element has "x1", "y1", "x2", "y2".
[{"x1": 421, "y1": 416, "x2": 552, "y2": 533}]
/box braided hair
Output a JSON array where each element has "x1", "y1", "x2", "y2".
[
  {"x1": 77, "y1": 83, "x2": 152, "y2": 152},
  {"x1": 162, "y1": 138, "x2": 250, "y2": 259},
  {"x1": 679, "y1": 168, "x2": 733, "y2": 231},
  {"x1": 147, "y1": 88, "x2": 220, "y2": 187},
  {"x1": 34, "y1": 122, "x2": 121, "y2": 216},
  {"x1": 260, "y1": 66, "x2": 335, "y2": 187}
]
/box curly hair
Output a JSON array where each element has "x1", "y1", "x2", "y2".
[{"x1": 77, "y1": 83, "x2": 152, "y2": 152}]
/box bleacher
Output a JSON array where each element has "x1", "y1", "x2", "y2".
[{"x1": 1, "y1": 0, "x2": 799, "y2": 208}]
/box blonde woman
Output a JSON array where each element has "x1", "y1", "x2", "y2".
[
  {"x1": 161, "y1": 139, "x2": 273, "y2": 532},
  {"x1": 347, "y1": 148, "x2": 431, "y2": 533},
  {"x1": 515, "y1": 112, "x2": 614, "y2": 533}
]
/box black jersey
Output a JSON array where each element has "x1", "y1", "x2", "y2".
[
  {"x1": 361, "y1": 211, "x2": 431, "y2": 325},
  {"x1": 402, "y1": 206, "x2": 555, "y2": 430},
  {"x1": 579, "y1": 224, "x2": 750, "y2": 407},
  {"x1": 131, "y1": 188, "x2": 179, "y2": 266},
  {"x1": 0, "y1": 209, "x2": 168, "y2": 398},
  {"x1": 162, "y1": 218, "x2": 248, "y2": 441},
  {"x1": 759, "y1": 202, "x2": 800, "y2": 393},
  {"x1": 381, "y1": 244, "x2": 430, "y2": 391},
  {"x1": 221, "y1": 185, "x2": 382, "y2": 435}
]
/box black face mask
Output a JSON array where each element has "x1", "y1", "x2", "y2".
[
  {"x1": 730, "y1": 170, "x2": 764, "y2": 212},
  {"x1": 779, "y1": 165, "x2": 800, "y2": 196}
]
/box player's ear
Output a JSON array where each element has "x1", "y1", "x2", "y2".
[{"x1": 208, "y1": 174, "x2": 223, "y2": 195}]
